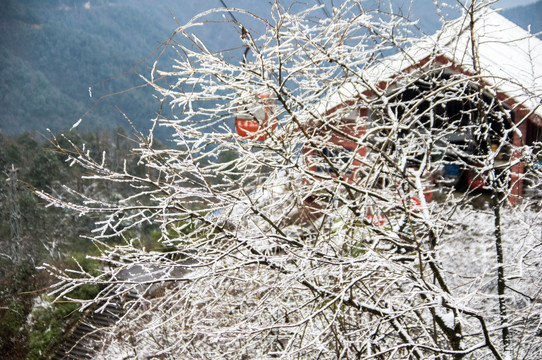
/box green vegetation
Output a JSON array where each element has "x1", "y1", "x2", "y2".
[
  {"x1": 24, "y1": 253, "x2": 103, "y2": 360},
  {"x1": 0, "y1": 0, "x2": 177, "y2": 138},
  {"x1": 0, "y1": 129, "x2": 157, "y2": 359}
]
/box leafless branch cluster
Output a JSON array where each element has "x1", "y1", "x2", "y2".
[{"x1": 40, "y1": 1, "x2": 542, "y2": 359}]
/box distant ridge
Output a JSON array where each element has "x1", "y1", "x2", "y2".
[
  {"x1": 0, "y1": 0, "x2": 539, "y2": 138},
  {"x1": 502, "y1": 0, "x2": 542, "y2": 36}
]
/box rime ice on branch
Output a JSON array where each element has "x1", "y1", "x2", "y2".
[{"x1": 41, "y1": 1, "x2": 542, "y2": 359}]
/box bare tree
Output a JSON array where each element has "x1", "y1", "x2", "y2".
[{"x1": 39, "y1": 0, "x2": 542, "y2": 359}]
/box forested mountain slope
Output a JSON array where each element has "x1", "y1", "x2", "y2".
[
  {"x1": 0, "y1": 0, "x2": 177, "y2": 137},
  {"x1": 0, "y1": 0, "x2": 537, "y2": 138},
  {"x1": 502, "y1": 0, "x2": 542, "y2": 34}
]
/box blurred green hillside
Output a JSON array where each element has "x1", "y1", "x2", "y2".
[
  {"x1": 0, "y1": 0, "x2": 539, "y2": 138},
  {"x1": 0, "y1": 0, "x2": 182, "y2": 137}
]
